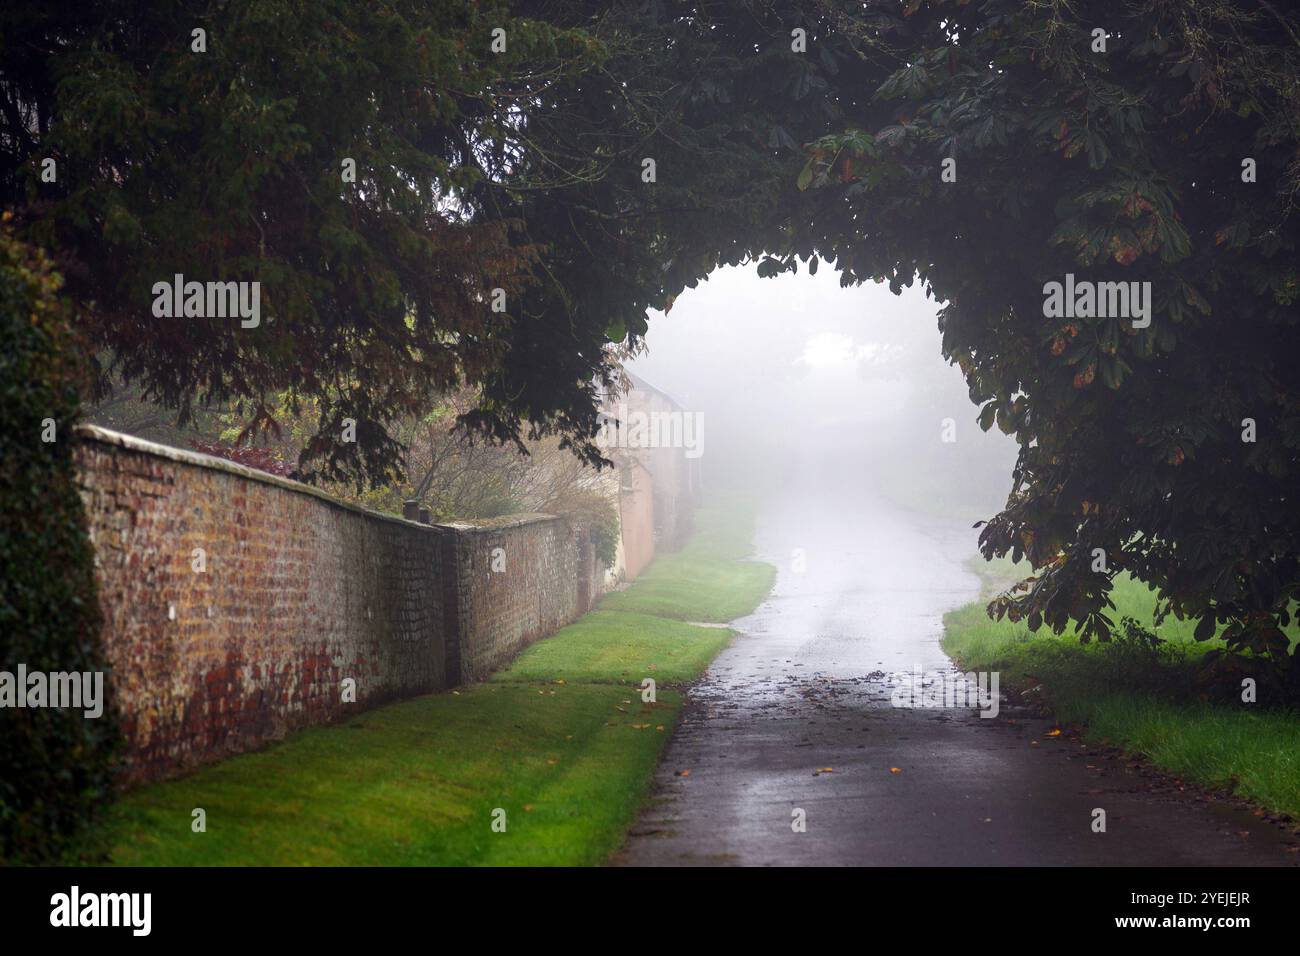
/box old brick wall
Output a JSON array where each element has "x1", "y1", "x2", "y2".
[
  {"x1": 441, "y1": 514, "x2": 594, "y2": 683},
  {"x1": 74, "y1": 426, "x2": 599, "y2": 784}
]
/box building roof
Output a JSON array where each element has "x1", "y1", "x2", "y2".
[{"x1": 624, "y1": 371, "x2": 687, "y2": 410}]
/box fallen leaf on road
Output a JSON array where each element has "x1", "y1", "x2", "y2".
[
  {"x1": 889, "y1": 767, "x2": 902, "y2": 774},
  {"x1": 675, "y1": 769, "x2": 691, "y2": 777},
  {"x1": 1046, "y1": 728, "x2": 1062, "y2": 737}
]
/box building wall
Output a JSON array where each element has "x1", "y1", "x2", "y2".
[
  {"x1": 618, "y1": 461, "x2": 655, "y2": 582},
  {"x1": 615, "y1": 381, "x2": 699, "y2": 551},
  {"x1": 74, "y1": 426, "x2": 600, "y2": 784}
]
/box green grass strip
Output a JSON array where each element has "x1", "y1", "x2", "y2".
[{"x1": 945, "y1": 558, "x2": 1300, "y2": 820}]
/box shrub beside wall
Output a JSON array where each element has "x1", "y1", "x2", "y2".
[{"x1": 0, "y1": 223, "x2": 119, "y2": 864}]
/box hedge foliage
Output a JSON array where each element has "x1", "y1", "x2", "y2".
[{"x1": 0, "y1": 219, "x2": 119, "y2": 863}]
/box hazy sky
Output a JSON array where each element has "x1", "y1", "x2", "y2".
[
  {"x1": 627, "y1": 265, "x2": 1018, "y2": 515},
  {"x1": 631, "y1": 265, "x2": 939, "y2": 425}
]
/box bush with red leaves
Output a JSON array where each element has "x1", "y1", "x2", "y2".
[{"x1": 189, "y1": 440, "x2": 295, "y2": 479}]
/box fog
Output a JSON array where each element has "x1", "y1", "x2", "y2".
[{"x1": 628, "y1": 266, "x2": 1019, "y2": 525}]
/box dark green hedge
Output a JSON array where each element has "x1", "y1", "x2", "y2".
[{"x1": 0, "y1": 220, "x2": 119, "y2": 864}]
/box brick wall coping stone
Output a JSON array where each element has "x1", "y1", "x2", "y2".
[
  {"x1": 75, "y1": 424, "x2": 564, "y2": 534},
  {"x1": 437, "y1": 513, "x2": 562, "y2": 533}
]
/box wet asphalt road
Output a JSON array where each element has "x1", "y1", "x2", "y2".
[{"x1": 615, "y1": 474, "x2": 1299, "y2": 867}]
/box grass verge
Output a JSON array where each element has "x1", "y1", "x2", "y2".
[
  {"x1": 599, "y1": 496, "x2": 775, "y2": 622},
  {"x1": 944, "y1": 557, "x2": 1300, "y2": 820},
  {"x1": 102, "y1": 493, "x2": 773, "y2": 865}
]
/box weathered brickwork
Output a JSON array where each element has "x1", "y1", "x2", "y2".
[
  {"x1": 442, "y1": 515, "x2": 590, "y2": 683},
  {"x1": 73, "y1": 426, "x2": 601, "y2": 784}
]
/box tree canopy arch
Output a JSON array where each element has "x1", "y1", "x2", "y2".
[{"x1": 3, "y1": 0, "x2": 1299, "y2": 679}]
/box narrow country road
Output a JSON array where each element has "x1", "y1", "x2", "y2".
[{"x1": 615, "y1": 465, "x2": 1299, "y2": 866}]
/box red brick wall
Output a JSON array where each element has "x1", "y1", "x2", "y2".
[
  {"x1": 74, "y1": 426, "x2": 599, "y2": 784},
  {"x1": 440, "y1": 515, "x2": 594, "y2": 683}
]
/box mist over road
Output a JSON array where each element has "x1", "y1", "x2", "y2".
[{"x1": 615, "y1": 469, "x2": 1294, "y2": 866}]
